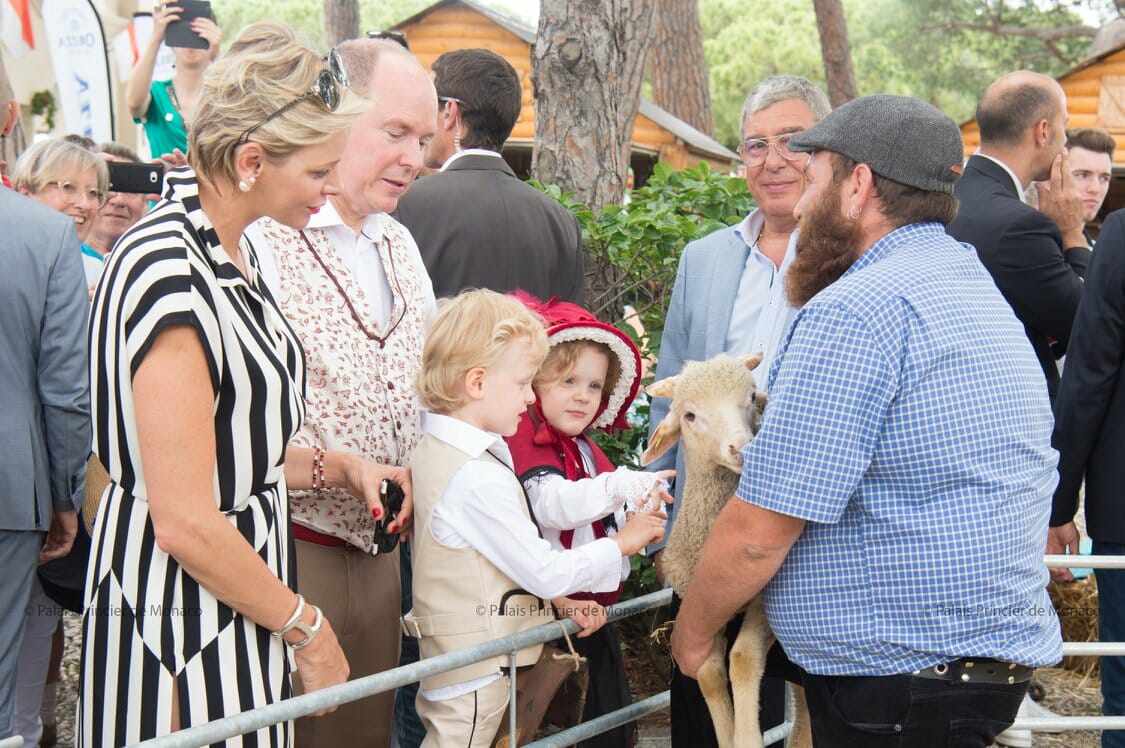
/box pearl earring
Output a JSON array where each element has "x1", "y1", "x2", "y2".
[{"x1": 238, "y1": 176, "x2": 256, "y2": 193}]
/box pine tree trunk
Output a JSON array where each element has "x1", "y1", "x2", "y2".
[
  {"x1": 531, "y1": 0, "x2": 655, "y2": 314},
  {"x1": 649, "y1": 0, "x2": 713, "y2": 135},
  {"x1": 324, "y1": 0, "x2": 360, "y2": 47},
  {"x1": 812, "y1": 0, "x2": 858, "y2": 107},
  {"x1": 531, "y1": 0, "x2": 654, "y2": 215}
]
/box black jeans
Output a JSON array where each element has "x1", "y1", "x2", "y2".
[{"x1": 799, "y1": 670, "x2": 1027, "y2": 747}]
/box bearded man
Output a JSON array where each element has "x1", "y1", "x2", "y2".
[{"x1": 669, "y1": 95, "x2": 1062, "y2": 747}]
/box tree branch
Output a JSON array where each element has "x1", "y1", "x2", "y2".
[
  {"x1": 936, "y1": 20, "x2": 1096, "y2": 42},
  {"x1": 924, "y1": 19, "x2": 1097, "y2": 65}
]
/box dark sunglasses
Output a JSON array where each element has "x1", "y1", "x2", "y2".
[
  {"x1": 366, "y1": 29, "x2": 409, "y2": 50},
  {"x1": 237, "y1": 49, "x2": 348, "y2": 145},
  {"x1": 374, "y1": 479, "x2": 405, "y2": 553}
]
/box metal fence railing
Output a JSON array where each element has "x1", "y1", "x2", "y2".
[
  {"x1": 134, "y1": 589, "x2": 675, "y2": 748},
  {"x1": 8, "y1": 553, "x2": 1121, "y2": 747}
]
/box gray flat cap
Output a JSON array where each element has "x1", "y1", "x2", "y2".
[{"x1": 788, "y1": 94, "x2": 964, "y2": 194}]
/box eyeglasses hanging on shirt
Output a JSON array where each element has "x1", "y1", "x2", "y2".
[{"x1": 297, "y1": 229, "x2": 408, "y2": 348}]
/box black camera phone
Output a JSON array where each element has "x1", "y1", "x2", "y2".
[
  {"x1": 107, "y1": 161, "x2": 164, "y2": 194},
  {"x1": 374, "y1": 479, "x2": 405, "y2": 553},
  {"x1": 164, "y1": 0, "x2": 214, "y2": 50}
]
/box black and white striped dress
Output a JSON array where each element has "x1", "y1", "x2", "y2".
[{"x1": 78, "y1": 170, "x2": 305, "y2": 747}]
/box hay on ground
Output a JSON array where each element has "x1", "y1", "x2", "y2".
[{"x1": 1049, "y1": 575, "x2": 1100, "y2": 678}]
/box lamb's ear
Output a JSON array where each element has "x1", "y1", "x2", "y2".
[
  {"x1": 641, "y1": 415, "x2": 681, "y2": 466},
  {"x1": 646, "y1": 376, "x2": 677, "y2": 399},
  {"x1": 742, "y1": 352, "x2": 764, "y2": 372}
]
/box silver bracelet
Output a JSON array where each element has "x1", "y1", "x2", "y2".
[
  {"x1": 288, "y1": 604, "x2": 323, "y2": 650},
  {"x1": 272, "y1": 594, "x2": 305, "y2": 639}
]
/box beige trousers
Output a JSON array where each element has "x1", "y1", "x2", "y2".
[
  {"x1": 417, "y1": 676, "x2": 510, "y2": 748},
  {"x1": 292, "y1": 539, "x2": 401, "y2": 747}
]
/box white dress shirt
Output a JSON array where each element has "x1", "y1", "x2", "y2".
[
  {"x1": 524, "y1": 440, "x2": 631, "y2": 582},
  {"x1": 439, "y1": 147, "x2": 504, "y2": 172},
  {"x1": 975, "y1": 152, "x2": 1029, "y2": 205},
  {"x1": 246, "y1": 200, "x2": 434, "y2": 326},
  {"x1": 420, "y1": 412, "x2": 623, "y2": 701},
  {"x1": 426, "y1": 413, "x2": 623, "y2": 596},
  {"x1": 724, "y1": 209, "x2": 799, "y2": 380}
]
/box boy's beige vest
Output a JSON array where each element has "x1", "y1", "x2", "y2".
[{"x1": 403, "y1": 434, "x2": 552, "y2": 690}]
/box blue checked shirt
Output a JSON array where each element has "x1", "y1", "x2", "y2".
[{"x1": 740, "y1": 222, "x2": 1063, "y2": 676}]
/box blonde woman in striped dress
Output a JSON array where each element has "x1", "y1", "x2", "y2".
[{"x1": 79, "y1": 22, "x2": 384, "y2": 747}]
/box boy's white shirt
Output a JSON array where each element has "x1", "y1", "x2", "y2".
[{"x1": 420, "y1": 412, "x2": 622, "y2": 701}]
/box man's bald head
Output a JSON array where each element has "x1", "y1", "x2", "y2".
[
  {"x1": 336, "y1": 37, "x2": 422, "y2": 100},
  {"x1": 328, "y1": 38, "x2": 437, "y2": 223},
  {"x1": 976, "y1": 71, "x2": 1064, "y2": 148}
]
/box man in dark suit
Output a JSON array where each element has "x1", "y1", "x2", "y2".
[
  {"x1": 394, "y1": 48, "x2": 584, "y2": 303},
  {"x1": 1050, "y1": 207, "x2": 1125, "y2": 746},
  {"x1": 0, "y1": 61, "x2": 90, "y2": 740},
  {"x1": 947, "y1": 70, "x2": 1089, "y2": 402},
  {"x1": 948, "y1": 70, "x2": 1086, "y2": 748}
]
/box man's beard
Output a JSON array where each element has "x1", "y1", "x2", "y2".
[{"x1": 785, "y1": 182, "x2": 863, "y2": 308}]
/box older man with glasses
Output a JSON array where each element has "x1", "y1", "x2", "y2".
[{"x1": 646, "y1": 74, "x2": 830, "y2": 748}]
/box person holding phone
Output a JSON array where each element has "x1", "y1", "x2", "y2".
[
  {"x1": 124, "y1": 2, "x2": 222, "y2": 163},
  {"x1": 81, "y1": 143, "x2": 151, "y2": 285},
  {"x1": 247, "y1": 37, "x2": 434, "y2": 747}
]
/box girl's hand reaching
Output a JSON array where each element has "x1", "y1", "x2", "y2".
[
  {"x1": 613, "y1": 509, "x2": 667, "y2": 555},
  {"x1": 609, "y1": 468, "x2": 676, "y2": 514}
]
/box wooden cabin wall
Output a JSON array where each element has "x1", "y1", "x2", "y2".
[{"x1": 397, "y1": 4, "x2": 694, "y2": 164}]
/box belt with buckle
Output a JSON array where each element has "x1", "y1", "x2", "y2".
[{"x1": 912, "y1": 658, "x2": 1033, "y2": 685}]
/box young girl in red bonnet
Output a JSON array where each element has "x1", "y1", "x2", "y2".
[{"x1": 506, "y1": 294, "x2": 673, "y2": 748}]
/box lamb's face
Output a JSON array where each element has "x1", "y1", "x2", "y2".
[
  {"x1": 673, "y1": 374, "x2": 759, "y2": 474},
  {"x1": 642, "y1": 353, "x2": 767, "y2": 472}
]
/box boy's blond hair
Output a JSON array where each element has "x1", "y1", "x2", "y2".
[{"x1": 417, "y1": 290, "x2": 548, "y2": 414}]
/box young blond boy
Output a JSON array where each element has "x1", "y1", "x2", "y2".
[{"x1": 405, "y1": 290, "x2": 666, "y2": 747}]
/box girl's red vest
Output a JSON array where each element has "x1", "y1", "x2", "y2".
[{"x1": 507, "y1": 404, "x2": 621, "y2": 606}]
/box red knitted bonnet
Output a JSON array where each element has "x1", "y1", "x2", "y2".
[{"x1": 514, "y1": 293, "x2": 642, "y2": 432}]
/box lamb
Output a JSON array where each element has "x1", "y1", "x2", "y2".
[{"x1": 642, "y1": 353, "x2": 809, "y2": 748}]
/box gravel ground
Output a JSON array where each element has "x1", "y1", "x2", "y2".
[{"x1": 56, "y1": 611, "x2": 80, "y2": 746}]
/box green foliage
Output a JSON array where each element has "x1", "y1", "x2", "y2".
[
  {"x1": 535, "y1": 161, "x2": 753, "y2": 361},
  {"x1": 30, "y1": 90, "x2": 56, "y2": 130},
  {"x1": 699, "y1": 0, "x2": 1113, "y2": 147},
  {"x1": 622, "y1": 550, "x2": 663, "y2": 600},
  {"x1": 210, "y1": 0, "x2": 327, "y2": 49}
]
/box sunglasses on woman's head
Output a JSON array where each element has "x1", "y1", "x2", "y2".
[
  {"x1": 366, "y1": 30, "x2": 409, "y2": 50},
  {"x1": 237, "y1": 49, "x2": 349, "y2": 145}
]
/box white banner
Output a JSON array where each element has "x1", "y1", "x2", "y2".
[
  {"x1": 41, "y1": 0, "x2": 113, "y2": 141},
  {"x1": 113, "y1": 13, "x2": 174, "y2": 84}
]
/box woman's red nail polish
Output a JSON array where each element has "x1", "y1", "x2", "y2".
[{"x1": 372, "y1": 508, "x2": 381, "y2": 519}]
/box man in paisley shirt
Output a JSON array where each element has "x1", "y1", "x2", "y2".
[{"x1": 247, "y1": 37, "x2": 438, "y2": 746}]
